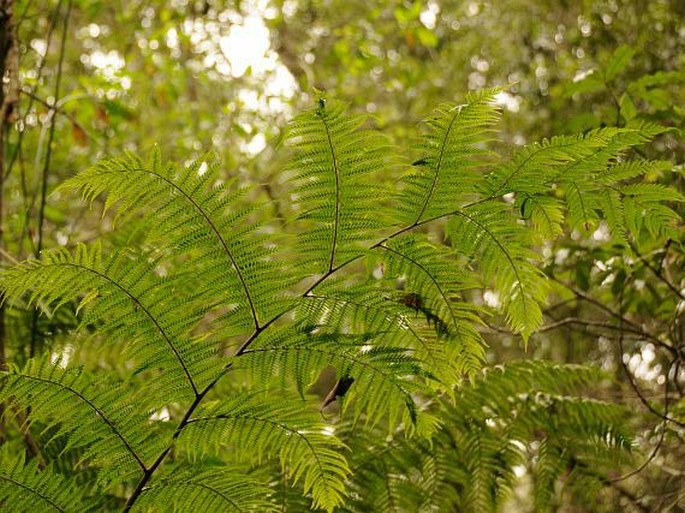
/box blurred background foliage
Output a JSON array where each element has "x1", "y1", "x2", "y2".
[{"x1": 2, "y1": 0, "x2": 684, "y2": 510}]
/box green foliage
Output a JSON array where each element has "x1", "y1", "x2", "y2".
[
  {"x1": 130, "y1": 468, "x2": 277, "y2": 513},
  {"x1": 341, "y1": 362, "x2": 633, "y2": 513},
  {"x1": 0, "y1": 91, "x2": 681, "y2": 511},
  {"x1": 0, "y1": 444, "x2": 97, "y2": 513}
]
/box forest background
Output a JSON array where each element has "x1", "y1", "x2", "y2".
[{"x1": 0, "y1": 0, "x2": 684, "y2": 512}]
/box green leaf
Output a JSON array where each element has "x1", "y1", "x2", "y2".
[
  {"x1": 619, "y1": 93, "x2": 637, "y2": 121},
  {"x1": 604, "y1": 45, "x2": 635, "y2": 81}
]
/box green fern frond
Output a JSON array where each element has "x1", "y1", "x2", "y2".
[
  {"x1": 520, "y1": 194, "x2": 566, "y2": 238},
  {"x1": 286, "y1": 100, "x2": 392, "y2": 273},
  {"x1": 492, "y1": 125, "x2": 681, "y2": 244},
  {"x1": 131, "y1": 467, "x2": 277, "y2": 512},
  {"x1": 447, "y1": 203, "x2": 548, "y2": 340},
  {"x1": 0, "y1": 357, "x2": 168, "y2": 485},
  {"x1": 0, "y1": 445, "x2": 96, "y2": 512},
  {"x1": 61, "y1": 149, "x2": 293, "y2": 329},
  {"x1": 483, "y1": 129, "x2": 623, "y2": 198},
  {"x1": 300, "y1": 281, "x2": 478, "y2": 389},
  {"x1": 236, "y1": 324, "x2": 434, "y2": 428},
  {"x1": 1, "y1": 93, "x2": 674, "y2": 512},
  {"x1": 620, "y1": 182, "x2": 683, "y2": 238},
  {"x1": 397, "y1": 88, "x2": 501, "y2": 225},
  {"x1": 377, "y1": 236, "x2": 486, "y2": 377},
  {"x1": 0, "y1": 244, "x2": 220, "y2": 396},
  {"x1": 532, "y1": 439, "x2": 567, "y2": 513},
  {"x1": 338, "y1": 361, "x2": 633, "y2": 513},
  {"x1": 448, "y1": 362, "x2": 632, "y2": 512},
  {"x1": 457, "y1": 428, "x2": 519, "y2": 513},
  {"x1": 178, "y1": 393, "x2": 349, "y2": 512}
]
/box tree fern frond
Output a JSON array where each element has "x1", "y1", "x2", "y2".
[
  {"x1": 0, "y1": 244, "x2": 220, "y2": 396},
  {"x1": 596, "y1": 158, "x2": 672, "y2": 184},
  {"x1": 532, "y1": 439, "x2": 566, "y2": 513},
  {"x1": 0, "y1": 445, "x2": 96, "y2": 512},
  {"x1": 483, "y1": 128, "x2": 623, "y2": 198},
  {"x1": 0, "y1": 357, "x2": 167, "y2": 485},
  {"x1": 457, "y1": 428, "x2": 519, "y2": 513},
  {"x1": 178, "y1": 393, "x2": 349, "y2": 512},
  {"x1": 377, "y1": 236, "x2": 486, "y2": 377},
  {"x1": 337, "y1": 421, "x2": 437, "y2": 513},
  {"x1": 61, "y1": 149, "x2": 293, "y2": 330},
  {"x1": 301, "y1": 283, "x2": 476, "y2": 390},
  {"x1": 447, "y1": 203, "x2": 548, "y2": 340},
  {"x1": 286, "y1": 99, "x2": 393, "y2": 273},
  {"x1": 236, "y1": 324, "x2": 434, "y2": 428},
  {"x1": 448, "y1": 362, "x2": 633, "y2": 511},
  {"x1": 397, "y1": 88, "x2": 501, "y2": 225},
  {"x1": 1, "y1": 93, "x2": 674, "y2": 512},
  {"x1": 338, "y1": 361, "x2": 633, "y2": 512},
  {"x1": 620, "y1": 182, "x2": 683, "y2": 238},
  {"x1": 132, "y1": 467, "x2": 277, "y2": 512},
  {"x1": 519, "y1": 194, "x2": 565, "y2": 238}
]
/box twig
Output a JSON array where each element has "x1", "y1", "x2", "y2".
[
  {"x1": 551, "y1": 276, "x2": 678, "y2": 356},
  {"x1": 618, "y1": 338, "x2": 684, "y2": 428},
  {"x1": 629, "y1": 240, "x2": 685, "y2": 302},
  {"x1": 20, "y1": 89, "x2": 103, "y2": 146},
  {"x1": 29, "y1": 0, "x2": 71, "y2": 358},
  {"x1": 612, "y1": 295, "x2": 680, "y2": 482},
  {"x1": 5, "y1": 0, "x2": 63, "y2": 181}
]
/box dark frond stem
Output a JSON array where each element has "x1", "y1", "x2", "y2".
[
  {"x1": 281, "y1": 464, "x2": 288, "y2": 511},
  {"x1": 123, "y1": 251, "x2": 364, "y2": 509},
  {"x1": 320, "y1": 111, "x2": 341, "y2": 272},
  {"x1": 122, "y1": 386, "x2": 209, "y2": 512},
  {"x1": 611, "y1": 415, "x2": 666, "y2": 484},
  {"x1": 29, "y1": 0, "x2": 71, "y2": 358},
  {"x1": 380, "y1": 458, "x2": 397, "y2": 511},
  {"x1": 123, "y1": 320, "x2": 274, "y2": 510}
]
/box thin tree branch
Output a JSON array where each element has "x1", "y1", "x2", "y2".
[
  {"x1": 28, "y1": 0, "x2": 71, "y2": 358},
  {"x1": 551, "y1": 276, "x2": 679, "y2": 356},
  {"x1": 629, "y1": 240, "x2": 685, "y2": 302},
  {"x1": 616, "y1": 285, "x2": 684, "y2": 427},
  {"x1": 19, "y1": 89, "x2": 103, "y2": 146},
  {"x1": 5, "y1": 0, "x2": 63, "y2": 181}
]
